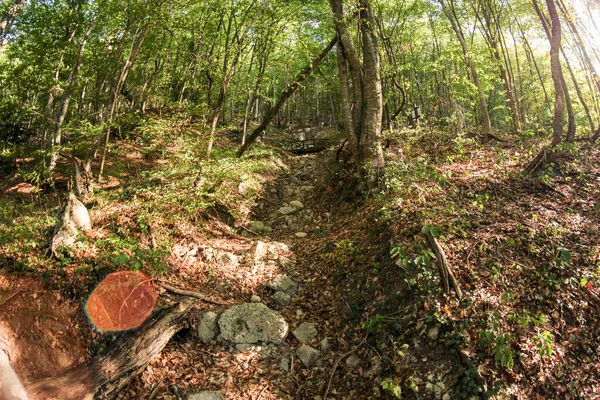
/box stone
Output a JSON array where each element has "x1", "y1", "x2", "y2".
[
  {"x1": 290, "y1": 200, "x2": 304, "y2": 210},
  {"x1": 442, "y1": 394, "x2": 451, "y2": 400},
  {"x1": 250, "y1": 295, "x2": 261, "y2": 303},
  {"x1": 295, "y1": 232, "x2": 307, "y2": 238},
  {"x1": 267, "y1": 275, "x2": 297, "y2": 295},
  {"x1": 218, "y1": 303, "x2": 289, "y2": 344},
  {"x1": 279, "y1": 357, "x2": 290, "y2": 372},
  {"x1": 293, "y1": 322, "x2": 317, "y2": 343},
  {"x1": 197, "y1": 311, "x2": 220, "y2": 344},
  {"x1": 238, "y1": 180, "x2": 254, "y2": 195},
  {"x1": 427, "y1": 326, "x2": 439, "y2": 340},
  {"x1": 250, "y1": 221, "x2": 266, "y2": 232},
  {"x1": 250, "y1": 241, "x2": 269, "y2": 262},
  {"x1": 188, "y1": 391, "x2": 223, "y2": 400},
  {"x1": 345, "y1": 354, "x2": 361, "y2": 367},
  {"x1": 278, "y1": 206, "x2": 297, "y2": 215},
  {"x1": 220, "y1": 252, "x2": 238, "y2": 266},
  {"x1": 296, "y1": 345, "x2": 320, "y2": 368},
  {"x1": 273, "y1": 291, "x2": 291, "y2": 307},
  {"x1": 319, "y1": 337, "x2": 331, "y2": 351},
  {"x1": 236, "y1": 343, "x2": 260, "y2": 353},
  {"x1": 296, "y1": 309, "x2": 304, "y2": 318}
]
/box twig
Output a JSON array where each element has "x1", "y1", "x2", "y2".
[
  {"x1": 256, "y1": 385, "x2": 268, "y2": 400},
  {"x1": 323, "y1": 332, "x2": 368, "y2": 400},
  {"x1": 425, "y1": 231, "x2": 463, "y2": 298},
  {"x1": 148, "y1": 382, "x2": 162, "y2": 400},
  {"x1": 0, "y1": 287, "x2": 23, "y2": 307},
  {"x1": 159, "y1": 283, "x2": 232, "y2": 306}
]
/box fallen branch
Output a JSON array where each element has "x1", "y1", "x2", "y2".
[
  {"x1": 424, "y1": 231, "x2": 463, "y2": 298},
  {"x1": 160, "y1": 282, "x2": 232, "y2": 306},
  {"x1": 323, "y1": 332, "x2": 368, "y2": 400}
]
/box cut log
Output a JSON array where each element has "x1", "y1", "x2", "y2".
[{"x1": 27, "y1": 298, "x2": 195, "y2": 400}]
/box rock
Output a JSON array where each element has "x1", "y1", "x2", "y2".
[
  {"x1": 220, "y1": 252, "x2": 238, "y2": 266},
  {"x1": 249, "y1": 221, "x2": 266, "y2": 232},
  {"x1": 293, "y1": 322, "x2": 317, "y2": 344},
  {"x1": 51, "y1": 194, "x2": 92, "y2": 257},
  {"x1": 197, "y1": 311, "x2": 220, "y2": 344},
  {"x1": 278, "y1": 206, "x2": 297, "y2": 215},
  {"x1": 345, "y1": 354, "x2": 361, "y2": 367},
  {"x1": 250, "y1": 295, "x2": 261, "y2": 303},
  {"x1": 187, "y1": 391, "x2": 223, "y2": 400},
  {"x1": 296, "y1": 345, "x2": 320, "y2": 368},
  {"x1": 295, "y1": 232, "x2": 307, "y2": 238},
  {"x1": 319, "y1": 337, "x2": 331, "y2": 352},
  {"x1": 250, "y1": 241, "x2": 269, "y2": 262},
  {"x1": 427, "y1": 326, "x2": 439, "y2": 340},
  {"x1": 279, "y1": 357, "x2": 290, "y2": 372},
  {"x1": 267, "y1": 275, "x2": 297, "y2": 294},
  {"x1": 442, "y1": 394, "x2": 451, "y2": 400},
  {"x1": 238, "y1": 181, "x2": 254, "y2": 195},
  {"x1": 218, "y1": 303, "x2": 289, "y2": 344},
  {"x1": 290, "y1": 200, "x2": 304, "y2": 210},
  {"x1": 236, "y1": 343, "x2": 260, "y2": 353},
  {"x1": 273, "y1": 291, "x2": 291, "y2": 307},
  {"x1": 296, "y1": 309, "x2": 304, "y2": 318}
]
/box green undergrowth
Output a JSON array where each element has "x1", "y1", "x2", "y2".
[
  {"x1": 324, "y1": 127, "x2": 600, "y2": 398},
  {"x1": 0, "y1": 115, "x2": 287, "y2": 296}
]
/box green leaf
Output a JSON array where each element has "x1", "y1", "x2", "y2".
[{"x1": 112, "y1": 253, "x2": 130, "y2": 266}]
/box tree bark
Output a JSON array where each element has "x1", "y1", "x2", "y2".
[{"x1": 0, "y1": 0, "x2": 25, "y2": 47}]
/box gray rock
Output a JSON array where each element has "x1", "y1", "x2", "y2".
[
  {"x1": 197, "y1": 311, "x2": 220, "y2": 344},
  {"x1": 267, "y1": 275, "x2": 297, "y2": 295},
  {"x1": 220, "y1": 252, "x2": 238, "y2": 266},
  {"x1": 427, "y1": 326, "x2": 440, "y2": 340},
  {"x1": 218, "y1": 303, "x2": 289, "y2": 344},
  {"x1": 187, "y1": 391, "x2": 223, "y2": 400},
  {"x1": 273, "y1": 291, "x2": 291, "y2": 307},
  {"x1": 319, "y1": 337, "x2": 330, "y2": 351},
  {"x1": 296, "y1": 345, "x2": 320, "y2": 368},
  {"x1": 250, "y1": 241, "x2": 269, "y2": 262},
  {"x1": 278, "y1": 206, "x2": 297, "y2": 215},
  {"x1": 293, "y1": 322, "x2": 317, "y2": 344},
  {"x1": 345, "y1": 354, "x2": 361, "y2": 367},
  {"x1": 290, "y1": 200, "x2": 304, "y2": 210},
  {"x1": 279, "y1": 357, "x2": 290, "y2": 372},
  {"x1": 236, "y1": 343, "x2": 260, "y2": 353},
  {"x1": 295, "y1": 232, "x2": 307, "y2": 238},
  {"x1": 249, "y1": 221, "x2": 265, "y2": 232},
  {"x1": 250, "y1": 295, "x2": 261, "y2": 303}
]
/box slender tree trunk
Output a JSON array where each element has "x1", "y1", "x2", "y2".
[
  {"x1": 0, "y1": 0, "x2": 25, "y2": 47},
  {"x1": 440, "y1": 0, "x2": 492, "y2": 134},
  {"x1": 49, "y1": 3, "x2": 102, "y2": 174},
  {"x1": 99, "y1": 22, "x2": 151, "y2": 177}
]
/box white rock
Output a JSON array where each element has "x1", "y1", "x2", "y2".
[
  {"x1": 295, "y1": 232, "x2": 307, "y2": 238},
  {"x1": 267, "y1": 275, "x2": 297, "y2": 294},
  {"x1": 218, "y1": 303, "x2": 289, "y2": 344},
  {"x1": 250, "y1": 241, "x2": 269, "y2": 262},
  {"x1": 250, "y1": 295, "x2": 261, "y2": 303},
  {"x1": 197, "y1": 311, "x2": 220, "y2": 344},
  {"x1": 188, "y1": 391, "x2": 223, "y2": 400}
]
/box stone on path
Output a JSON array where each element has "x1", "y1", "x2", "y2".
[
  {"x1": 279, "y1": 357, "x2": 290, "y2": 372},
  {"x1": 293, "y1": 322, "x2": 318, "y2": 344},
  {"x1": 295, "y1": 232, "x2": 307, "y2": 238},
  {"x1": 250, "y1": 295, "x2": 261, "y2": 303},
  {"x1": 197, "y1": 311, "x2": 220, "y2": 344},
  {"x1": 250, "y1": 241, "x2": 269, "y2": 262},
  {"x1": 289, "y1": 200, "x2": 304, "y2": 210},
  {"x1": 296, "y1": 345, "x2": 320, "y2": 368},
  {"x1": 219, "y1": 252, "x2": 238, "y2": 266},
  {"x1": 267, "y1": 275, "x2": 297, "y2": 295},
  {"x1": 218, "y1": 303, "x2": 288, "y2": 344},
  {"x1": 278, "y1": 206, "x2": 297, "y2": 215},
  {"x1": 273, "y1": 291, "x2": 291, "y2": 307},
  {"x1": 345, "y1": 354, "x2": 361, "y2": 367},
  {"x1": 249, "y1": 221, "x2": 266, "y2": 232},
  {"x1": 188, "y1": 391, "x2": 223, "y2": 400}
]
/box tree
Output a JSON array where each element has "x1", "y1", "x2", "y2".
[{"x1": 330, "y1": 0, "x2": 384, "y2": 181}]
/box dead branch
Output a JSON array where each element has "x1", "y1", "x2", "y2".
[
  {"x1": 425, "y1": 231, "x2": 463, "y2": 298},
  {"x1": 160, "y1": 282, "x2": 232, "y2": 306}
]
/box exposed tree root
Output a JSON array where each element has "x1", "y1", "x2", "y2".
[
  {"x1": 425, "y1": 231, "x2": 463, "y2": 298},
  {"x1": 160, "y1": 282, "x2": 232, "y2": 306}
]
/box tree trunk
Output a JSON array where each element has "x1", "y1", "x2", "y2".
[
  {"x1": 236, "y1": 36, "x2": 338, "y2": 157},
  {"x1": 0, "y1": 0, "x2": 25, "y2": 47},
  {"x1": 99, "y1": 22, "x2": 151, "y2": 177},
  {"x1": 439, "y1": 0, "x2": 492, "y2": 135},
  {"x1": 27, "y1": 299, "x2": 195, "y2": 400}
]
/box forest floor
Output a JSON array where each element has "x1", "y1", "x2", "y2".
[{"x1": 1, "y1": 117, "x2": 600, "y2": 399}]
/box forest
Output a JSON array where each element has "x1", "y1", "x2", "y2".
[{"x1": 0, "y1": 0, "x2": 599, "y2": 398}]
